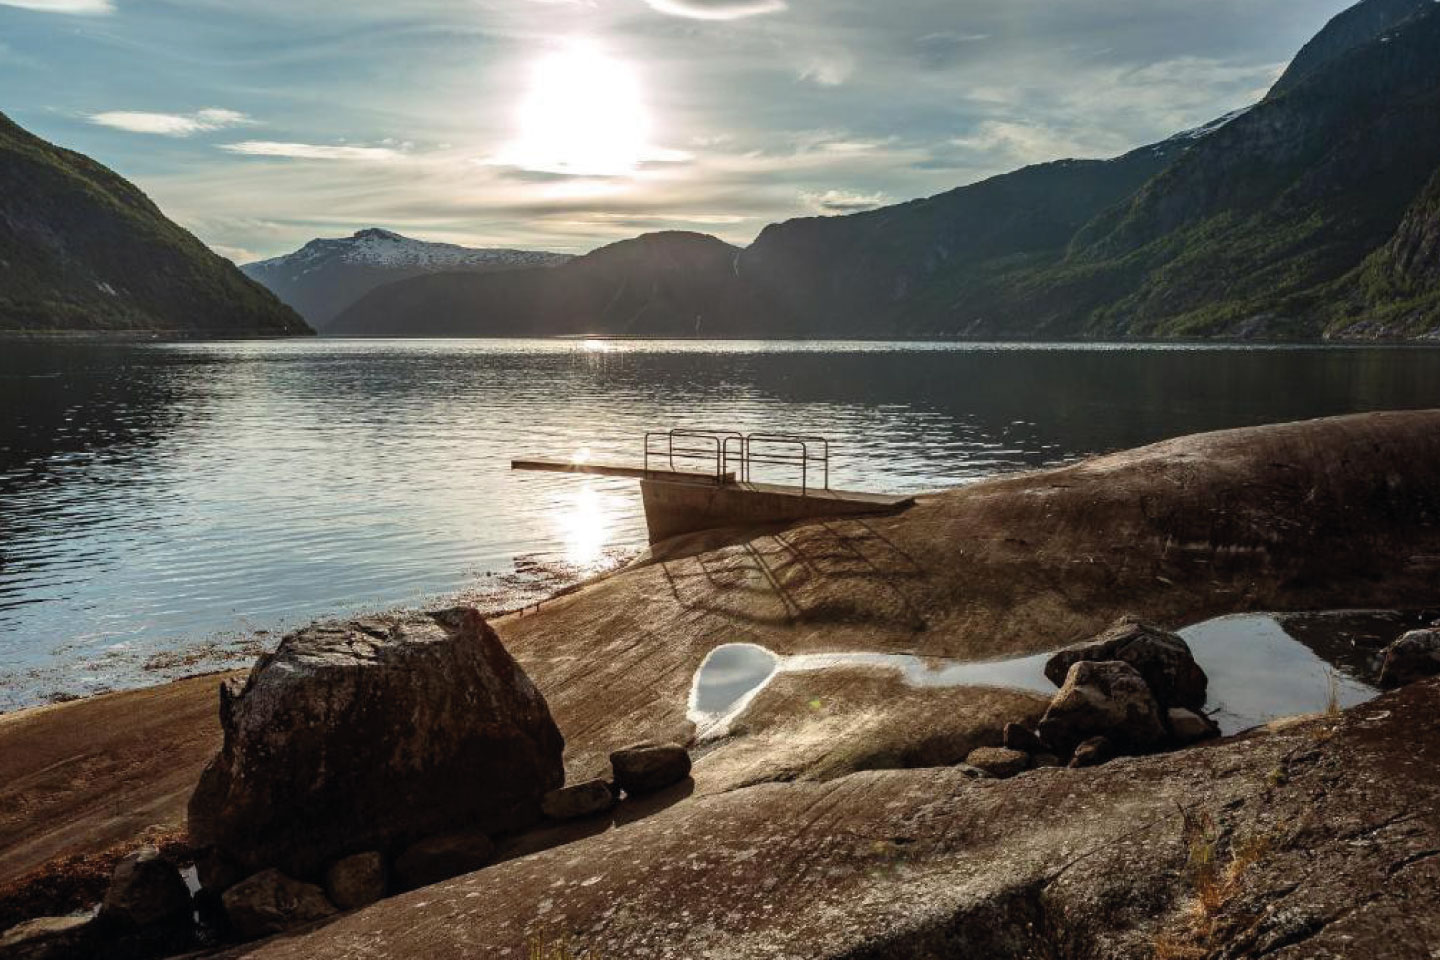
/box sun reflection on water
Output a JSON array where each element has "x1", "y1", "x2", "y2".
[{"x1": 553, "y1": 480, "x2": 621, "y2": 571}]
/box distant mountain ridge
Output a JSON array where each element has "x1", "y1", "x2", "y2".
[
  {"x1": 329, "y1": 231, "x2": 769, "y2": 337},
  {"x1": 241, "y1": 229, "x2": 571, "y2": 329},
  {"x1": 334, "y1": 0, "x2": 1440, "y2": 341},
  {"x1": 0, "y1": 112, "x2": 307, "y2": 335}
]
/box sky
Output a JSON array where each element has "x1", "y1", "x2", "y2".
[{"x1": 0, "y1": 0, "x2": 1356, "y2": 263}]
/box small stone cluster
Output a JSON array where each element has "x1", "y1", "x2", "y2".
[{"x1": 964, "y1": 618, "x2": 1219, "y2": 778}]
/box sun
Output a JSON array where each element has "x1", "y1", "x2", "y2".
[{"x1": 502, "y1": 40, "x2": 656, "y2": 177}]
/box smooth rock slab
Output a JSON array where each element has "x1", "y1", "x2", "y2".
[
  {"x1": 964, "y1": 746, "x2": 1031, "y2": 779},
  {"x1": 543, "y1": 780, "x2": 618, "y2": 821},
  {"x1": 1038, "y1": 660, "x2": 1165, "y2": 756},
  {"x1": 394, "y1": 833, "x2": 496, "y2": 891},
  {"x1": 1379, "y1": 628, "x2": 1440, "y2": 687},
  {"x1": 324, "y1": 852, "x2": 386, "y2": 912},
  {"x1": 1044, "y1": 617, "x2": 1208, "y2": 711},
  {"x1": 611, "y1": 743, "x2": 692, "y2": 796},
  {"x1": 189, "y1": 607, "x2": 564, "y2": 880},
  {"x1": 221, "y1": 869, "x2": 336, "y2": 942}
]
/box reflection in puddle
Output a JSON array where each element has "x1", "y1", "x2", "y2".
[{"x1": 689, "y1": 611, "x2": 1415, "y2": 740}]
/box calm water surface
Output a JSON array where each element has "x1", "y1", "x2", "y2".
[{"x1": 4, "y1": 338, "x2": 1440, "y2": 710}]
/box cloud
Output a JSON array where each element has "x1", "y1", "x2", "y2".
[
  {"x1": 90, "y1": 108, "x2": 254, "y2": 137},
  {"x1": 0, "y1": 0, "x2": 112, "y2": 13},
  {"x1": 800, "y1": 189, "x2": 891, "y2": 214},
  {"x1": 219, "y1": 141, "x2": 406, "y2": 161},
  {"x1": 641, "y1": 0, "x2": 785, "y2": 20}
]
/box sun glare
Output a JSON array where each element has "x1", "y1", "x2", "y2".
[{"x1": 503, "y1": 40, "x2": 658, "y2": 177}]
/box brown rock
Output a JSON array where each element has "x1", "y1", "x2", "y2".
[
  {"x1": 1069, "y1": 736, "x2": 1115, "y2": 768},
  {"x1": 1044, "y1": 618, "x2": 1208, "y2": 710},
  {"x1": 1038, "y1": 660, "x2": 1165, "y2": 756},
  {"x1": 394, "y1": 833, "x2": 496, "y2": 891},
  {"x1": 324, "y1": 852, "x2": 386, "y2": 911},
  {"x1": 0, "y1": 916, "x2": 94, "y2": 960},
  {"x1": 98, "y1": 844, "x2": 191, "y2": 931},
  {"x1": 1167, "y1": 707, "x2": 1220, "y2": 745},
  {"x1": 964, "y1": 746, "x2": 1031, "y2": 779},
  {"x1": 610, "y1": 743, "x2": 692, "y2": 796},
  {"x1": 542, "y1": 780, "x2": 618, "y2": 821},
  {"x1": 1032, "y1": 753, "x2": 1062, "y2": 768},
  {"x1": 1378, "y1": 628, "x2": 1440, "y2": 687},
  {"x1": 221, "y1": 869, "x2": 335, "y2": 942},
  {"x1": 1002, "y1": 723, "x2": 1046, "y2": 754},
  {"x1": 188, "y1": 607, "x2": 564, "y2": 880}
]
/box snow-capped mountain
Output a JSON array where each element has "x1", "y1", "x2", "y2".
[{"x1": 240, "y1": 228, "x2": 571, "y2": 330}]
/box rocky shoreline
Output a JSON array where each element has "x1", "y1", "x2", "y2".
[{"x1": 4, "y1": 409, "x2": 1440, "y2": 958}]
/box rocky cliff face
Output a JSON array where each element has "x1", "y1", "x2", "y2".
[{"x1": 0, "y1": 113, "x2": 308, "y2": 336}]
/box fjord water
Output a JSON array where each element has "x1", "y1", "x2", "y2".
[{"x1": 4, "y1": 338, "x2": 1440, "y2": 710}]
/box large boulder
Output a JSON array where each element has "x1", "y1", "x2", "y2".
[
  {"x1": 1378, "y1": 628, "x2": 1440, "y2": 687},
  {"x1": 98, "y1": 845, "x2": 192, "y2": 931},
  {"x1": 610, "y1": 743, "x2": 692, "y2": 796},
  {"x1": 188, "y1": 608, "x2": 564, "y2": 881},
  {"x1": 1043, "y1": 617, "x2": 1208, "y2": 711},
  {"x1": 1037, "y1": 660, "x2": 1165, "y2": 756},
  {"x1": 221, "y1": 870, "x2": 335, "y2": 942}
]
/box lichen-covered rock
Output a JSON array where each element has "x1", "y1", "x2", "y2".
[
  {"x1": 964, "y1": 746, "x2": 1031, "y2": 778},
  {"x1": 542, "y1": 780, "x2": 618, "y2": 821},
  {"x1": 1378, "y1": 628, "x2": 1440, "y2": 687},
  {"x1": 1044, "y1": 618, "x2": 1208, "y2": 710},
  {"x1": 324, "y1": 852, "x2": 386, "y2": 912},
  {"x1": 188, "y1": 608, "x2": 564, "y2": 880},
  {"x1": 221, "y1": 869, "x2": 335, "y2": 942},
  {"x1": 1069, "y1": 736, "x2": 1115, "y2": 768},
  {"x1": 1039, "y1": 661, "x2": 1164, "y2": 755},
  {"x1": 394, "y1": 833, "x2": 496, "y2": 891},
  {"x1": 98, "y1": 845, "x2": 191, "y2": 931},
  {"x1": 0, "y1": 916, "x2": 94, "y2": 960},
  {"x1": 610, "y1": 743, "x2": 692, "y2": 796},
  {"x1": 1167, "y1": 708, "x2": 1221, "y2": 745}
]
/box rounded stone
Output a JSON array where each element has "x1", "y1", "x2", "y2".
[{"x1": 610, "y1": 742, "x2": 692, "y2": 796}]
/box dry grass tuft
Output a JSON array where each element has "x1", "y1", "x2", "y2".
[{"x1": 1153, "y1": 806, "x2": 1274, "y2": 958}]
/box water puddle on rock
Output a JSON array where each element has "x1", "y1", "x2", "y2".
[{"x1": 688, "y1": 610, "x2": 1424, "y2": 740}]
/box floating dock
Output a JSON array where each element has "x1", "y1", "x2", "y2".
[{"x1": 512, "y1": 431, "x2": 914, "y2": 542}]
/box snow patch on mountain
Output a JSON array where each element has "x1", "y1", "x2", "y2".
[{"x1": 248, "y1": 228, "x2": 571, "y2": 277}]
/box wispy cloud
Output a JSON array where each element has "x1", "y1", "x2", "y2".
[
  {"x1": 0, "y1": 0, "x2": 112, "y2": 13},
  {"x1": 90, "y1": 108, "x2": 253, "y2": 137},
  {"x1": 219, "y1": 141, "x2": 406, "y2": 161},
  {"x1": 641, "y1": 0, "x2": 785, "y2": 20},
  {"x1": 800, "y1": 188, "x2": 891, "y2": 214}
]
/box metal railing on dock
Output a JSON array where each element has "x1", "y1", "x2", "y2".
[{"x1": 643, "y1": 429, "x2": 831, "y2": 495}]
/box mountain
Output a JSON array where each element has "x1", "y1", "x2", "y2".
[
  {"x1": 241, "y1": 229, "x2": 571, "y2": 330},
  {"x1": 329, "y1": 231, "x2": 770, "y2": 337},
  {"x1": 325, "y1": 0, "x2": 1440, "y2": 341},
  {"x1": 0, "y1": 112, "x2": 308, "y2": 336},
  {"x1": 734, "y1": 141, "x2": 1186, "y2": 337}
]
